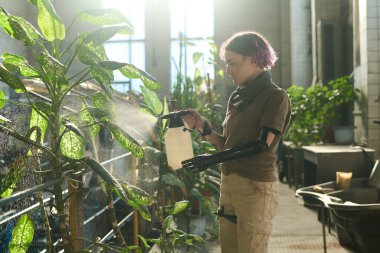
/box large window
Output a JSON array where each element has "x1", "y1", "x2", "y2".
[
  {"x1": 103, "y1": 0, "x2": 145, "y2": 93},
  {"x1": 170, "y1": 0, "x2": 215, "y2": 87}
]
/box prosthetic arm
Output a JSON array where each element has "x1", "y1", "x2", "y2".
[{"x1": 181, "y1": 127, "x2": 278, "y2": 173}]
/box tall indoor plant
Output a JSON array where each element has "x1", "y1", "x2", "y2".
[{"x1": 0, "y1": 1, "x2": 159, "y2": 252}]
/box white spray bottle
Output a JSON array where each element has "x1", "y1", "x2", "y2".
[{"x1": 160, "y1": 110, "x2": 194, "y2": 170}]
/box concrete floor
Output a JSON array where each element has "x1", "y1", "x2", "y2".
[{"x1": 207, "y1": 181, "x2": 354, "y2": 253}]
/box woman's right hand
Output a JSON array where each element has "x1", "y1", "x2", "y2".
[{"x1": 181, "y1": 109, "x2": 205, "y2": 131}]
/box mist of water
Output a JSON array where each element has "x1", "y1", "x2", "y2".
[{"x1": 113, "y1": 102, "x2": 157, "y2": 144}]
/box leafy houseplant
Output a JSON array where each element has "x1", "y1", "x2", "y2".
[
  {"x1": 286, "y1": 75, "x2": 357, "y2": 146},
  {"x1": 169, "y1": 36, "x2": 223, "y2": 212},
  {"x1": 139, "y1": 200, "x2": 205, "y2": 253},
  {"x1": 282, "y1": 76, "x2": 357, "y2": 187},
  {"x1": 0, "y1": 1, "x2": 160, "y2": 252},
  {"x1": 136, "y1": 36, "x2": 223, "y2": 244}
]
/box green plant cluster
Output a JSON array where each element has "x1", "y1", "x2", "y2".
[
  {"x1": 137, "y1": 35, "x2": 224, "y2": 246},
  {"x1": 285, "y1": 75, "x2": 357, "y2": 146},
  {"x1": 0, "y1": 1, "x2": 160, "y2": 252}
]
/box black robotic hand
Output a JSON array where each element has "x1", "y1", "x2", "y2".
[
  {"x1": 181, "y1": 140, "x2": 268, "y2": 173},
  {"x1": 181, "y1": 154, "x2": 215, "y2": 173}
]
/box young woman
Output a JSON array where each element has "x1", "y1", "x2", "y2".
[{"x1": 181, "y1": 31, "x2": 291, "y2": 253}]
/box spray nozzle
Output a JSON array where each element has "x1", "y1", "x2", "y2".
[
  {"x1": 158, "y1": 110, "x2": 191, "y2": 129},
  {"x1": 158, "y1": 110, "x2": 190, "y2": 120}
]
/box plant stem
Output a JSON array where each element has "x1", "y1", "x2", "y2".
[
  {"x1": 49, "y1": 103, "x2": 74, "y2": 253},
  {"x1": 106, "y1": 186, "x2": 127, "y2": 247},
  {"x1": 36, "y1": 191, "x2": 53, "y2": 253},
  {"x1": 59, "y1": 37, "x2": 78, "y2": 61}
]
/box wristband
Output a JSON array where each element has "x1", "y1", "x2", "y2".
[{"x1": 199, "y1": 119, "x2": 212, "y2": 136}]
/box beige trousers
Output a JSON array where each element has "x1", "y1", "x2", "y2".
[{"x1": 219, "y1": 173, "x2": 279, "y2": 253}]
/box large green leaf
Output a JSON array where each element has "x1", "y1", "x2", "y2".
[
  {"x1": 38, "y1": 52, "x2": 67, "y2": 88},
  {"x1": 119, "y1": 64, "x2": 161, "y2": 90},
  {"x1": 8, "y1": 16, "x2": 43, "y2": 45},
  {"x1": 163, "y1": 215, "x2": 174, "y2": 233},
  {"x1": 98, "y1": 61, "x2": 128, "y2": 70},
  {"x1": 105, "y1": 122, "x2": 144, "y2": 158},
  {"x1": 2, "y1": 53, "x2": 40, "y2": 77},
  {"x1": 91, "y1": 92, "x2": 116, "y2": 119},
  {"x1": 120, "y1": 182, "x2": 153, "y2": 206},
  {"x1": 78, "y1": 8, "x2": 133, "y2": 26},
  {"x1": 36, "y1": 0, "x2": 65, "y2": 41},
  {"x1": 140, "y1": 86, "x2": 163, "y2": 115},
  {"x1": 76, "y1": 42, "x2": 108, "y2": 66},
  {"x1": 0, "y1": 64, "x2": 26, "y2": 93},
  {"x1": 90, "y1": 66, "x2": 114, "y2": 98},
  {"x1": 170, "y1": 200, "x2": 189, "y2": 215},
  {"x1": 81, "y1": 157, "x2": 127, "y2": 199},
  {"x1": 0, "y1": 156, "x2": 27, "y2": 197},
  {"x1": 60, "y1": 127, "x2": 84, "y2": 160},
  {"x1": 9, "y1": 214, "x2": 34, "y2": 253},
  {"x1": 0, "y1": 90, "x2": 5, "y2": 109},
  {"x1": 120, "y1": 182, "x2": 152, "y2": 221},
  {"x1": 0, "y1": 7, "x2": 13, "y2": 35},
  {"x1": 83, "y1": 26, "x2": 133, "y2": 45},
  {"x1": 100, "y1": 60, "x2": 160, "y2": 90},
  {"x1": 1, "y1": 183, "x2": 15, "y2": 198},
  {"x1": 29, "y1": 105, "x2": 47, "y2": 144},
  {"x1": 138, "y1": 69, "x2": 161, "y2": 90},
  {"x1": 118, "y1": 63, "x2": 140, "y2": 79},
  {"x1": 79, "y1": 101, "x2": 100, "y2": 140}
]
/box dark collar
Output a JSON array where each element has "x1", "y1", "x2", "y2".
[{"x1": 228, "y1": 70, "x2": 273, "y2": 111}]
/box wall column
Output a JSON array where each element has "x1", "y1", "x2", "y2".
[{"x1": 290, "y1": 0, "x2": 313, "y2": 87}]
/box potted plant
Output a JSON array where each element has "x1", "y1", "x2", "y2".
[
  {"x1": 283, "y1": 75, "x2": 357, "y2": 187},
  {"x1": 0, "y1": 1, "x2": 160, "y2": 252}
]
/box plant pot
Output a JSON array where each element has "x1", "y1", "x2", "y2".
[{"x1": 334, "y1": 126, "x2": 354, "y2": 144}]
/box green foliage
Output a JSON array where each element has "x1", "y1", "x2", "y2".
[
  {"x1": 9, "y1": 214, "x2": 34, "y2": 253},
  {"x1": 286, "y1": 76, "x2": 357, "y2": 146},
  {"x1": 78, "y1": 8, "x2": 133, "y2": 27},
  {"x1": 140, "y1": 86, "x2": 163, "y2": 115},
  {"x1": 0, "y1": 90, "x2": 5, "y2": 109},
  {"x1": 0, "y1": 2, "x2": 162, "y2": 252},
  {"x1": 105, "y1": 121, "x2": 145, "y2": 158},
  {"x1": 37, "y1": 0, "x2": 65, "y2": 41},
  {"x1": 140, "y1": 200, "x2": 205, "y2": 253},
  {"x1": 0, "y1": 156, "x2": 27, "y2": 198},
  {"x1": 29, "y1": 105, "x2": 48, "y2": 144},
  {"x1": 120, "y1": 182, "x2": 153, "y2": 221},
  {"x1": 170, "y1": 200, "x2": 189, "y2": 215}
]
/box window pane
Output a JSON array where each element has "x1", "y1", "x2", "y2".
[
  {"x1": 170, "y1": 0, "x2": 214, "y2": 86},
  {"x1": 102, "y1": 0, "x2": 145, "y2": 93},
  {"x1": 102, "y1": 0, "x2": 145, "y2": 41},
  {"x1": 185, "y1": 0, "x2": 213, "y2": 38},
  {"x1": 130, "y1": 42, "x2": 146, "y2": 93},
  {"x1": 104, "y1": 42, "x2": 130, "y2": 63},
  {"x1": 188, "y1": 39, "x2": 215, "y2": 88},
  {"x1": 170, "y1": 0, "x2": 185, "y2": 38},
  {"x1": 170, "y1": 40, "x2": 186, "y2": 85}
]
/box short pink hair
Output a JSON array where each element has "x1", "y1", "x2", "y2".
[{"x1": 220, "y1": 31, "x2": 278, "y2": 69}]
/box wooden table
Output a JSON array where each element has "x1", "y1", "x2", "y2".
[{"x1": 302, "y1": 145, "x2": 375, "y2": 186}]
